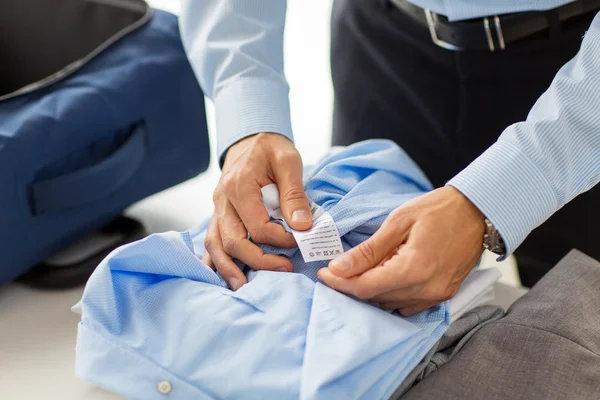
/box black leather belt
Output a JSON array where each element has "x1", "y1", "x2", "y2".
[{"x1": 390, "y1": 0, "x2": 600, "y2": 51}]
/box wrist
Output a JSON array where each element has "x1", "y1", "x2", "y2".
[
  {"x1": 446, "y1": 186, "x2": 506, "y2": 257},
  {"x1": 446, "y1": 186, "x2": 486, "y2": 233},
  {"x1": 214, "y1": 78, "x2": 293, "y2": 166},
  {"x1": 447, "y1": 140, "x2": 558, "y2": 258},
  {"x1": 223, "y1": 132, "x2": 294, "y2": 169}
]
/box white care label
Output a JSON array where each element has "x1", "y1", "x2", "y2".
[
  {"x1": 292, "y1": 209, "x2": 345, "y2": 262},
  {"x1": 261, "y1": 184, "x2": 344, "y2": 262}
]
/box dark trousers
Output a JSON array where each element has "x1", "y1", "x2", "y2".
[{"x1": 331, "y1": 0, "x2": 600, "y2": 287}]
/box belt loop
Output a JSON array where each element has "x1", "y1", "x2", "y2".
[
  {"x1": 483, "y1": 17, "x2": 495, "y2": 51},
  {"x1": 493, "y1": 16, "x2": 506, "y2": 50},
  {"x1": 544, "y1": 9, "x2": 562, "y2": 39}
]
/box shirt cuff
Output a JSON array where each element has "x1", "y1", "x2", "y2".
[
  {"x1": 214, "y1": 78, "x2": 294, "y2": 166},
  {"x1": 447, "y1": 140, "x2": 559, "y2": 259}
]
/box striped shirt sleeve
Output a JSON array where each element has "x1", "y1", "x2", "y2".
[
  {"x1": 448, "y1": 11, "x2": 600, "y2": 258},
  {"x1": 179, "y1": 0, "x2": 292, "y2": 165}
]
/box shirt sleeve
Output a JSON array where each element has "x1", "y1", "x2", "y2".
[
  {"x1": 448, "y1": 12, "x2": 600, "y2": 259},
  {"x1": 179, "y1": 0, "x2": 293, "y2": 165}
]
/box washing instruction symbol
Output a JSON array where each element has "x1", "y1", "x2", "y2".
[
  {"x1": 309, "y1": 252, "x2": 315, "y2": 257},
  {"x1": 335, "y1": 250, "x2": 341, "y2": 255}
]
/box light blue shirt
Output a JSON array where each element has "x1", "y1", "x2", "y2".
[
  {"x1": 179, "y1": 1, "x2": 600, "y2": 258},
  {"x1": 75, "y1": 140, "x2": 451, "y2": 400},
  {"x1": 408, "y1": 0, "x2": 575, "y2": 21}
]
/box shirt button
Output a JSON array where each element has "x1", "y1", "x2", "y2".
[{"x1": 157, "y1": 381, "x2": 172, "y2": 394}]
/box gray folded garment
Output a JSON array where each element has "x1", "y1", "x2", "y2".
[
  {"x1": 400, "y1": 249, "x2": 600, "y2": 400},
  {"x1": 390, "y1": 305, "x2": 505, "y2": 399}
]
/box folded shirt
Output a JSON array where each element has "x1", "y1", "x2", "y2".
[
  {"x1": 74, "y1": 140, "x2": 497, "y2": 400},
  {"x1": 449, "y1": 268, "x2": 501, "y2": 323}
]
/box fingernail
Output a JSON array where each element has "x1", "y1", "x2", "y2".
[
  {"x1": 317, "y1": 268, "x2": 326, "y2": 280},
  {"x1": 276, "y1": 267, "x2": 288, "y2": 272},
  {"x1": 228, "y1": 277, "x2": 239, "y2": 290},
  {"x1": 292, "y1": 210, "x2": 311, "y2": 223},
  {"x1": 330, "y1": 255, "x2": 351, "y2": 272}
]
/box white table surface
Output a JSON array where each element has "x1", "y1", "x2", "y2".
[{"x1": 0, "y1": 175, "x2": 216, "y2": 400}]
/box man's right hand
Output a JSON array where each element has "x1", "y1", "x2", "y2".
[{"x1": 203, "y1": 133, "x2": 312, "y2": 290}]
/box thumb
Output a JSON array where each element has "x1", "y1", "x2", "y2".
[
  {"x1": 328, "y1": 214, "x2": 411, "y2": 278},
  {"x1": 273, "y1": 154, "x2": 312, "y2": 231}
]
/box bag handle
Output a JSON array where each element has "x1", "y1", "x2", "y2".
[{"x1": 29, "y1": 124, "x2": 147, "y2": 215}]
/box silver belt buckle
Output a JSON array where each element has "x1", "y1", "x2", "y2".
[
  {"x1": 425, "y1": 9, "x2": 506, "y2": 52},
  {"x1": 424, "y1": 9, "x2": 462, "y2": 51}
]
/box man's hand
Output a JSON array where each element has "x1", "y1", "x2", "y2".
[
  {"x1": 203, "y1": 133, "x2": 312, "y2": 290},
  {"x1": 317, "y1": 186, "x2": 486, "y2": 316}
]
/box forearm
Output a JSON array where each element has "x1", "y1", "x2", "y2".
[
  {"x1": 179, "y1": 0, "x2": 293, "y2": 163},
  {"x1": 449, "y1": 12, "x2": 600, "y2": 257}
]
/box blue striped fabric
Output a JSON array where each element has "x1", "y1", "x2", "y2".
[
  {"x1": 410, "y1": 0, "x2": 575, "y2": 21},
  {"x1": 180, "y1": 0, "x2": 292, "y2": 164},
  {"x1": 448, "y1": 12, "x2": 600, "y2": 257},
  {"x1": 75, "y1": 141, "x2": 451, "y2": 400},
  {"x1": 180, "y1": 1, "x2": 600, "y2": 258}
]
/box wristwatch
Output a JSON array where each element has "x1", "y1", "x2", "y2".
[{"x1": 483, "y1": 218, "x2": 506, "y2": 256}]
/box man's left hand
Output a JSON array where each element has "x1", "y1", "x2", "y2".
[{"x1": 317, "y1": 186, "x2": 486, "y2": 316}]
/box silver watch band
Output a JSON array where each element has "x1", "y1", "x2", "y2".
[{"x1": 483, "y1": 218, "x2": 506, "y2": 256}]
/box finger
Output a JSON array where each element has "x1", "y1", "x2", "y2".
[
  {"x1": 219, "y1": 202, "x2": 293, "y2": 272},
  {"x1": 227, "y1": 240, "x2": 293, "y2": 272},
  {"x1": 377, "y1": 299, "x2": 421, "y2": 312},
  {"x1": 328, "y1": 215, "x2": 411, "y2": 278},
  {"x1": 317, "y1": 264, "x2": 403, "y2": 299},
  {"x1": 272, "y1": 152, "x2": 312, "y2": 231},
  {"x1": 201, "y1": 252, "x2": 215, "y2": 271},
  {"x1": 370, "y1": 284, "x2": 423, "y2": 304},
  {"x1": 397, "y1": 301, "x2": 440, "y2": 317},
  {"x1": 228, "y1": 181, "x2": 296, "y2": 248},
  {"x1": 204, "y1": 218, "x2": 247, "y2": 290},
  {"x1": 318, "y1": 245, "x2": 426, "y2": 298}
]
